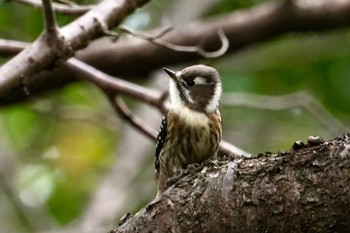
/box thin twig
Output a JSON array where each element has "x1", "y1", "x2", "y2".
[
  {"x1": 14, "y1": 0, "x2": 91, "y2": 15},
  {"x1": 0, "y1": 39, "x2": 28, "y2": 57},
  {"x1": 100, "y1": 22, "x2": 119, "y2": 42},
  {"x1": 198, "y1": 29, "x2": 229, "y2": 58},
  {"x1": 153, "y1": 27, "x2": 174, "y2": 39},
  {"x1": 119, "y1": 25, "x2": 229, "y2": 58},
  {"x1": 66, "y1": 58, "x2": 164, "y2": 110},
  {"x1": 107, "y1": 94, "x2": 157, "y2": 140},
  {"x1": 42, "y1": 0, "x2": 58, "y2": 35},
  {"x1": 220, "y1": 141, "x2": 252, "y2": 158}
]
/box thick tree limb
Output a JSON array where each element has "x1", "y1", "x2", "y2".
[
  {"x1": 1, "y1": 0, "x2": 350, "y2": 104},
  {"x1": 113, "y1": 133, "x2": 350, "y2": 232}
]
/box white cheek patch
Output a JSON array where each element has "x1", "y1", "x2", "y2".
[
  {"x1": 169, "y1": 80, "x2": 182, "y2": 107},
  {"x1": 184, "y1": 89, "x2": 194, "y2": 103},
  {"x1": 206, "y1": 82, "x2": 222, "y2": 113},
  {"x1": 169, "y1": 79, "x2": 193, "y2": 108},
  {"x1": 169, "y1": 78, "x2": 208, "y2": 126}
]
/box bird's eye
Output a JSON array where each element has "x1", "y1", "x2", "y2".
[{"x1": 187, "y1": 80, "x2": 195, "y2": 87}]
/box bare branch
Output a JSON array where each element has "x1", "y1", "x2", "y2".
[
  {"x1": 198, "y1": 29, "x2": 229, "y2": 58},
  {"x1": 0, "y1": 0, "x2": 151, "y2": 100},
  {"x1": 14, "y1": 0, "x2": 92, "y2": 15},
  {"x1": 0, "y1": 39, "x2": 28, "y2": 57},
  {"x1": 66, "y1": 58, "x2": 163, "y2": 109},
  {"x1": 118, "y1": 25, "x2": 229, "y2": 58},
  {"x1": 0, "y1": 42, "x2": 339, "y2": 156},
  {"x1": 42, "y1": 0, "x2": 58, "y2": 35},
  {"x1": 219, "y1": 141, "x2": 251, "y2": 158},
  {"x1": 107, "y1": 94, "x2": 158, "y2": 140},
  {"x1": 113, "y1": 135, "x2": 350, "y2": 232},
  {"x1": 100, "y1": 23, "x2": 120, "y2": 42},
  {"x1": 0, "y1": 36, "x2": 340, "y2": 140},
  {"x1": 2, "y1": 1, "x2": 350, "y2": 103},
  {"x1": 152, "y1": 27, "x2": 174, "y2": 39}
]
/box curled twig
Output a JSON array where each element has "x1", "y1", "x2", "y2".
[{"x1": 119, "y1": 25, "x2": 229, "y2": 58}]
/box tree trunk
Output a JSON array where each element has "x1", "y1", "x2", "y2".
[{"x1": 112, "y1": 133, "x2": 350, "y2": 233}]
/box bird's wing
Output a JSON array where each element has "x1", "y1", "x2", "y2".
[{"x1": 155, "y1": 113, "x2": 168, "y2": 172}]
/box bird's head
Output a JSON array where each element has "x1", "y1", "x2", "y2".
[{"x1": 163, "y1": 65, "x2": 222, "y2": 114}]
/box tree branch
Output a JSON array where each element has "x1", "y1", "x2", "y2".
[
  {"x1": 0, "y1": 39, "x2": 28, "y2": 57},
  {"x1": 0, "y1": 0, "x2": 151, "y2": 100},
  {"x1": 42, "y1": 0, "x2": 58, "y2": 35},
  {"x1": 113, "y1": 133, "x2": 350, "y2": 232},
  {"x1": 14, "y1": 0, "x2": 92, "y2": 15},
  {"x1": 118, "y1": 26, "x2": 229, "y2": 58},
  {"x1": 107, "y1": 94, "x2": 157, "y2": 140},
  {"x1": 65, "y1": 58, "x2": 164, "y2": 111},
  {"x1": 2, "y1": 0, "x2": 350, "y2": 104}
]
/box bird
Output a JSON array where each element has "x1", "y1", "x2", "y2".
[{"x1": 155, "y1": 64, "x2": 222, "y2": 195}]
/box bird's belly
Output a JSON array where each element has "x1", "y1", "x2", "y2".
[{"x1": 176, "y1": 125, "x2": 218, "y2": 166}]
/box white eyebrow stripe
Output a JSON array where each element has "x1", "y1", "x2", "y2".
[{"x1": 194, "y1": 77, "x2": 207, "y2": 85}]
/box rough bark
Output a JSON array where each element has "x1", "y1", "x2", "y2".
[
  {"x1": 2, "y1": 0, "x2": 350, "y2": 105},
  {"x1": 112, "y1": 133, "x2": 350, "y2": 233}
]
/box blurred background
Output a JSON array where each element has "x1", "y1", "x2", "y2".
[{"x1": 0, "y1": 0, "x2": 349, "y2": 232}]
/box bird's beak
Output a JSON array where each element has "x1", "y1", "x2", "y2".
[{"x1": 163, "y1": 67, "x2": 177, "y2": 81}]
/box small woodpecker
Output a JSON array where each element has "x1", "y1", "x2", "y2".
[{"x1": 155, "y1": 64, "x2": 222, "y2": 195}]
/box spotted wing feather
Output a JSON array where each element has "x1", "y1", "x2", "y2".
[{"x1": 155, "y1": 113, "x2": 168, "y2": 175}]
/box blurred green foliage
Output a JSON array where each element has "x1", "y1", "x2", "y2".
[
  {"x1": 0, "y1": 3, "x2": 42, "y2": 40},
  {"x1": 217, "y1": 30, "x2": 350, "y2": 152},
  {"x1": 0, "y1": 0, "x2": 349, "y2": 232}
]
